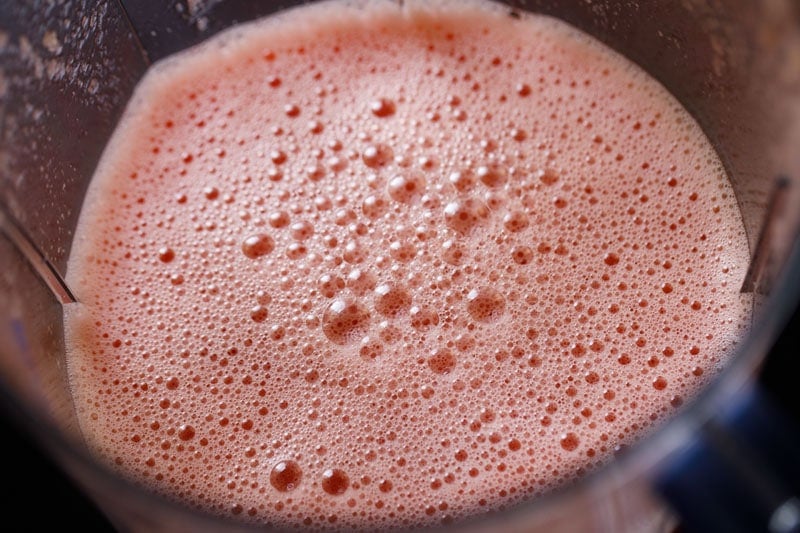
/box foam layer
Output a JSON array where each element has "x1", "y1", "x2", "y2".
[{"x1": 64, "y1": 0, "x2": 751, "y2": 529}]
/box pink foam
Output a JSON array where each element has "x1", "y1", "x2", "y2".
[{"x1": 64, "y1": 0, "x2": 751, "y2": 529}]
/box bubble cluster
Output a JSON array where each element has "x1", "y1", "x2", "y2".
[{"x1": 64, "y1": 0, "x2": 752, "y2": 531}]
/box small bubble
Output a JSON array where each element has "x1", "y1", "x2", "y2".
[
  {"x1": 389, "y1": 240, "x2": 416, "y2": 262},
  {"x1": 410, "y1": 305, "x2": 439, "y2": 330},
  {"x1": 370, "y1": 98, "x2": 396, "y2": 118},
  {"x1": 374, "y1": 284, "x2": 412, "y2": 318},
  {"x1": 286, "y1": 243, "x2": 307, "y2": 260},
  {"x1": 270, "y1": 150, "x2": 287, "y2": 164},
  {"x1": 428, "y1": 348, "x2": 456, "y2": 375},
  {"x1": 362, "y1": 195, "x2": 389, "y2": 219},
  {"x1": 346, "y1": 269, "x2": 377, "y2": 295},
  {"x1": 466, "y1": 287, "x2": 506, "y2": 322},
  {"x1": 242, "y1": 234, "x2": 275, "y2": 259},
  {"x1": 560, "y1": 432, "x2": 579, "y2": 451},
  {"x1": 284, "y1": 104, "x2": 300, "y2": 117},
  {"x1": 203, "y1": 186, "x2": 219, "y2": 200},
  {"x1": 158, "y1": 247, "x2": 175, "y2": 263},
  {"x1": 322, "y1": 298, "x2": 371, "y2": 345},
  {"x1": 441, "y1": 240, "x2": 467, "y2": 266},
  {"x1": 516, "y1": 83, "x2": 531, "y2": 96},
  {"x1": 319, "y1": 274, "x2": 345, "y2": 298},
  {"x1": 290, "y1": 221, "x2": 314, "y2": 241},
  {"x1": 269, "y1": 211, "x2": 291, "y2": 228},
  {"x1": 362, "y1": 144, "x2": 393, "y2": 168},
  {"x1": 510, "y1": 128, "x2": 527, "y2": 141},
  {"x1": 476, "y1": 164, "x2": 507, "y2": 188},
  {"x1": 503, "y1": 211, "x2": 529, "y2": 232},
  {"x1": 178, "y1": 424, "x2": 195, "y2": 441},
  {"x1": 321, "y1": 469, "x2": 350, "y2": 495},
  {"x1": 387, "y1": 173, "x2": 425, "y2": 204},
  {"x1": 444, "y1": 197, "x2": 490, "y2": 234},
  {"x1": 448, "y1": 170, "x2": 475, "y2": 193},
  {"x1": 604, "y1": 253, "x2": 620, "y2": 266},
  {"x1": 250, "y1": 305, "x2": 269, "y2": 323},
  {"x1": 270, "y1": 460, "x2": 302, "y2": 492},
  {"x1": 538, "y1": 168, "x2": 558, "y2": 186},
  {"x1": 511, "y1": 246, "x2": 534, "y2": 264},
  {"x1": 308, "y1": 119, "x2": 324, "y2": 134}
]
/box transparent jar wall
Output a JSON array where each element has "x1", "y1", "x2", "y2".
[{"x1": 1, "y1": 1, "x2": 799, "y2": 531}]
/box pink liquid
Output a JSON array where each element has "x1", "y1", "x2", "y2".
[{"x1": 64, "y1": 0, "x2": 751, "y2": 529}]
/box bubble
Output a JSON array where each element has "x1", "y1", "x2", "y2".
[
  {"x1": 346, "y1": 269, "x2": 377, "y2": 295},
  {"x1": 286, "y1": 243, "x2": 307, "y2": 260},
  {"x1": 158, "y1": 247, "x2": 175, "y2": 263},
  {"x1": 203, "y1": 186, "x2": 219, "y2": 200},
  {"x1": 256, "y1": 290, "x2": 272, "y2": 305},
  {"x1": 444, "y1": 198, "x2": 490, "y2": 234},
  {"x1": 322, "y1": 298, "x2": 371, "y2": 345},
  {"x1": 284, "y1": 103, "x2": 300, "y2": 117},
  {"x1": 319, "y1": 274, "x2": 345, "y2": 298},
  {"x1": 308, "y1": 119, "x2": 324, "y2": 134},
  {"x1": 510, "y1": 127, "x2": 527, "y2": 141},
  {"x1": 359, "y1": 336, "x2": 384, "y2": 360},
  {"x1": 441, "y1": 240, "x2": 467, "y2": 265},
  {"x1": 374, "y1": 283, "x2": 412, "y2": 317},
  {"x1": 270, "y1": 460, "x2": 302, "y2": 492},
  {"x1": 503, "y1": 211, "x2": 529, "y2": 232},
  {"x1": 290, "y1": 221, "x2": 315, "y2": 240},
  {"x1": 370, "y1": 98, "x2": 396, "y2": 118},
  {"x1": 270, "y1": 150, "x2": 287, "y2": 164},
  {"x1": 321, "y1": 468, "x2": 350, "y2": 495},
  {"x1": 511, "y1": 246, "x2": 533, "y2": 264},
  {"x1": 428, "y1": 348, "x2": 456, "y2": 374},
  {"x1": 343, "y1": 240, "x2": 367, "y2": 263},
  {"x1": 250, "y1": 305, "x2": 269, "y2": 323},
  {"x1": 269, "y1": 211, "x2": 291, "y2": 228},
  {"x1": 538, "y1": 168, "x2": 559, "y2": 186},
  {"x1": 178, "y1": 424, "x2": 195, "y2": 441},
  {"x1": 448, "y1": 170, "x2": 475, "y2": 193},
  {"x1": 362, "y1": 195, "x2": 389, "y2": 219},
  {"x1": 466, "y1": 287, "x2": 506, "y2": 322},
  {"x1": 362, "y1": 143, "x2": 393, "y2": 168},
  {"x1": 516, "y1": 82, "x2": 531, "y2": 96},
  {"x1": 476, "y1": 164, "x2": 507, "y2": 188},
  {"x1": 387, "y1": 172, "x2": 425, "y2": 204},
  {"x1": 410, "y1": 305, "x2": 439, "y2": 330},
  {"x1": 389, "y1": 240, "x2": 416, "y2": 262},
  {"x1": 604, "y1": 253, "x2": 620, "y2": 266},
  {"x1": 560, "y1": 432, "x2": 579, "y2": 451},
  {"x1": 242, "y1": 234, "x2": 276, "y2": 259}
]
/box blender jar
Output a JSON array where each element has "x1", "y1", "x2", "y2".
[{"x1": 2, "y1": 1, "x2": 799, "y2": 531}]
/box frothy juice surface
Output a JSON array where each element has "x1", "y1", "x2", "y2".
[{"x1": 64, "y1": 0, "x2": 751, "y2": 529}]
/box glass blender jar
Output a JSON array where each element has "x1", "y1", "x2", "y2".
[{"x1": 2, "y1": 1, "x2": 799, "y2": 531}]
